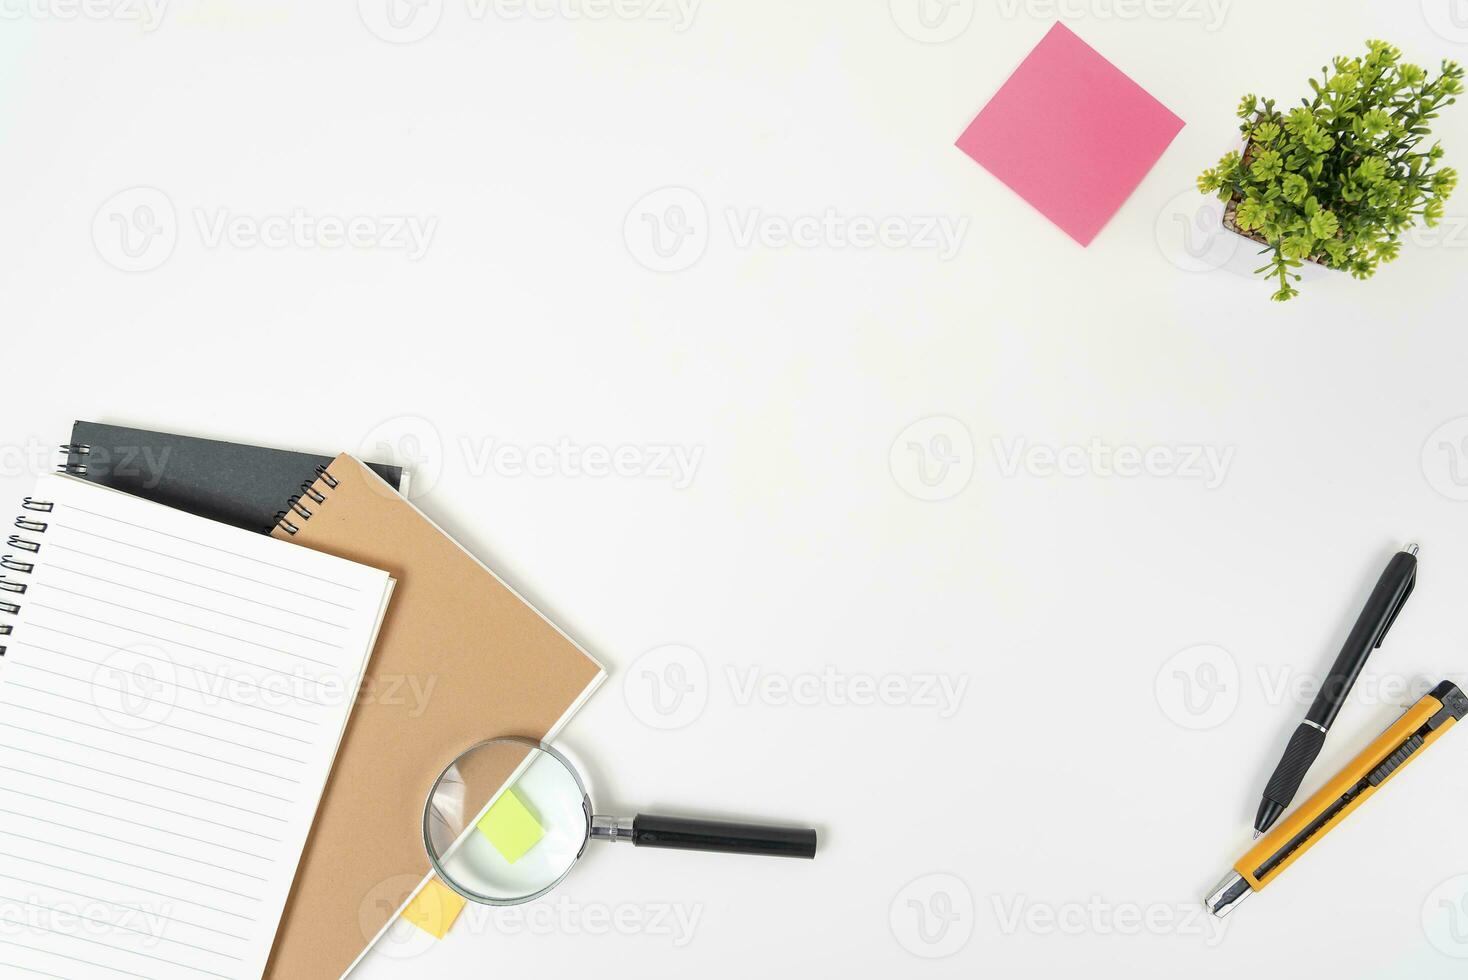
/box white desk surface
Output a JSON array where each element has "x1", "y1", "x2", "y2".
[{"x1": 5, "y1": 1, "x2": 1468, "y2": 977}]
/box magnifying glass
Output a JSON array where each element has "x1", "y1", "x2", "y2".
[{"x1": 423, "y1": 737, "x2": 817, "y2": 906}]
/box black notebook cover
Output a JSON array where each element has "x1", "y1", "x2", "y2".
[{"x1": 64, "y1": 421, "x2": 405, "y2": 534}]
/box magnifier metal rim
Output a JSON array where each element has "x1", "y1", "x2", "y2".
[{"x1": 422, "y1": 735, "x2": 592, "y2": 907}]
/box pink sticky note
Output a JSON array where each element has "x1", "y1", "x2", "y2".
[{"x1": 955, "y1": 23, "x2": 1184, "y2": 246}]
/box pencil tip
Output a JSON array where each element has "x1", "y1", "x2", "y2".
[{"x1": 1252, "y1": 830, "x2": 1262, "y2": 840}]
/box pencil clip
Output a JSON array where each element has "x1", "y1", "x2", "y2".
[{"x1": 1376, "y1": 567, "x2": 1416, "y2": 649}]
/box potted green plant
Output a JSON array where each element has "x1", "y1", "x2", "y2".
[{"x1": 1197, "y1": 41, "x2": 1462, "y2": 301}]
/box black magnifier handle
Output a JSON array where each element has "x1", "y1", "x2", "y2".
[{"x1": 592, "y1": 815, "x2": 817, "y2": 859}]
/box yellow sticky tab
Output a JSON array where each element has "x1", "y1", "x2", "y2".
[
  {"x1": 400, "y1": 878, "x2": 467, "y2": 940},
  {"x1": 476, "y1": 788, "x2": 544, "y2": 864}
]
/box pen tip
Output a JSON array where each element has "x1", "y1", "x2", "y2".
[
  {"x1": 1252, "y1": 830, "x2": 1262, "y2": 840},
  {"x1": 1405, "y1": 543, "x2": 1420, "y2": 557}
]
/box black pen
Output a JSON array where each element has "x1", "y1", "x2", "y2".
[{"x1": 1252, "y1": 544, "x2": 1419, "y2": 837}]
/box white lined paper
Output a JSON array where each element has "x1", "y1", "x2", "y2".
[{"x1": 0, "y1": 474, "x2": 393, "y2": 979}]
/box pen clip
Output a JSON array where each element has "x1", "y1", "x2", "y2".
[{"x1": 1374, "y1": 562, "x2": 1416, "y2": 649}]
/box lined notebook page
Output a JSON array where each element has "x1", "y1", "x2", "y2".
[{"x1": 0, "y1": 474, "x2": 393, "y2": 980}]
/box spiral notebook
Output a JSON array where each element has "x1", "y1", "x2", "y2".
[
  {"x1": 0, "y1": 474, "x2": 395, "y2": 980},
  {"x1": 64, "y1": 422, "x2": 406, "y2": 535},
  {"x1": 263, "y1": 454, "x2": 604, "y2": 980}
]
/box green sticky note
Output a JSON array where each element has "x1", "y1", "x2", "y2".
[{"x1": 476, "y1": 788, "x2": 544, "y2": 864}]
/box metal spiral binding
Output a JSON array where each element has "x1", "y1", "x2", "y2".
[
  {"x1": 274, "y1": 464, "x2": 338, "y2": 536},
  {"x1": 58, "y1": 443, "x2": 91, "y2": 476},
  {"x1": 1, "y1": 497, "x2": 50, "y2": 656}
]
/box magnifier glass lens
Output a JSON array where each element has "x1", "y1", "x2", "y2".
[{"x1": 425, "y1": 740, "x2": 589, "y2": 905}]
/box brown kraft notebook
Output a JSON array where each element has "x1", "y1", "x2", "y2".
[{"x1": 264, "y1": 454, "x2": 604, "y2": 979}]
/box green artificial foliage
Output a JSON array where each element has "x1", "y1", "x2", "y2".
[{"x1": 1198, "y1": 41, "x2": 1462, "y2": 301}]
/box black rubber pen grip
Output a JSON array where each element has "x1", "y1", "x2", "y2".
[
  {"x1": 1262, "y1": 724, "x2": 1327, "y2": 809},
  {"x1": 632, "y1": 815, "x2": 817, "y2": 859}
]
